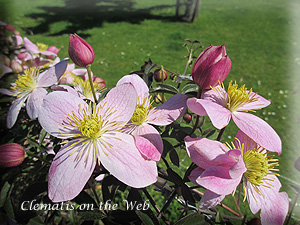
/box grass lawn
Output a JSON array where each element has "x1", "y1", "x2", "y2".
[{"x1": 1, "y1": 0, "x2": 300, "y2": 222}]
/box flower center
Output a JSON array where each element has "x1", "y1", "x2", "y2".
[
  {"x1": 78, "y1": 114, "x2": 103, "y2": 139},
  {"x1": 225, "y1": 81, "x2": 257, "y2": 112},
  {"x1": 131, "y1": 104, "x2": 148, "y2": 125},
  {"x1": 11, "y1": 68, "x2": 38, "y2": 96},
  {"x1": 243, "y1": 148, "x2": 278, "y2": 187},
  {"x1": 36, "y1": 42, "x2": 49, "y2": 52}
]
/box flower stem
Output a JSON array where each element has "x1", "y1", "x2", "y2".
[
  {"x1": 189, "y1": 87, "x2": 202, "y2": 136},
  {"x1": 86, "y1": 64, "x2": 98, "y2": 104},
  {"x1": 231, "y1": 193, "x2": 243, "y2": 217}
]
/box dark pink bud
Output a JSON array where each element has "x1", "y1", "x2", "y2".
[
  {"x1": 5, "y1": 24, "x2": 16, "y2": 32},
  {"x1": 68, "y1": 34, "x2": 95, "y2": 67},
  {"x1": 46, "y1": 46, "x2": 60, "y2": 59},
  {"x1": 0, "y1": 143, "x2": 25, "y2": 167},
  {"x1": 154, "y1": 67, "x2": 168, "y2": 82},
  {"x1": 192, "y1": 44, "x2": 231, "y2": 89},
  {"x1": 183, "y1": 113, "x2": 192, "y2": 124}
]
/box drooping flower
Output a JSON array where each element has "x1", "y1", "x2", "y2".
[
  {"x1": 192, "y1": 44, "x2": 231, "y2": 89},
  {"x1": 68, "y1": 34, "x2": 95, "y2": 67},
  {"x1": 0, "y1": 59, "x2": 68, "y2": 128},
  {"x1": 187, "y1": 81, "x2": 281, "y2": 153},
  {"x1": 38, "y1": 83, "x2": 157, "y2": 202},
  {"x1": 185, "y1": 130, "x2": 289, "y2": 225},
  {"x1": 0, "y1": 143, "x2": 25, "y2": 167},
  {"x1": 117, "y1": 74, "x2": 188, "y2": 161}
]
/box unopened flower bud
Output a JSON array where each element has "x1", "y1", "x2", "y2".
[
  {"x1": 183, "y1": 113, "x2": 192, "y2": 124},
  {"x1": 68, "y1": 34, "x2": 95, "y2": 67},
  {"x1": 93, "y1": 76, "x2": 106, "y2": 89},
  {"x1": 11, "y1": 59, "x2": 23, "y2": 73},
  {"x1": 0, "y1": 143, "x2": 25, "y2": 167},
  {"x1": 154, "y1": 67, "x2": 168, "y2": 82},
  {"x1": 46, "y1": 46, "x2": 60, "y2": 59},
  {"x1": 17, "y1": 52, "x2": 28, "y2": 61},
  {"x1": 192, "y1": 44, "x2": 231, "y2": 89}
]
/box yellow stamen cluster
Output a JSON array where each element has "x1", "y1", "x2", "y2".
[
  {"x1": 11, "y1": 68, "x2": 38, "y2": 97},
  {"x1": 226, "y1": 81, "x2": 257, "y2": 112},
  {"x1": 130, "y1": 97, "x2": 152, "y2": 125},
  {"x1": 36, "y1": 42, "x2": 49, "y2": 52},
  {"x1": 73, "y1": 76, "x2": 104, "y2": 99}
]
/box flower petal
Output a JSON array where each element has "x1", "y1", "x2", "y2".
[
  {"x1": 116, "y1": 74, "x2": 149, "y2": 99},
  {"x1": 26, "y1": 88, "x2": 48, "y2": 119},
  {"x1": 48, "y1": 140, "x2": 96, "y2": 202},
  {"x1": 38, "y1": 91, "x2": 86, "y2": 137},
  {"x1": 51, "y1": 85, "x2": 81, "y2": 97},
  {"x1": 24, "y1": 37, "x2": 39, "y2": 53},
  {"x1": 202, "y1": 86, "x2": 227, "y2": 107},
  {"x1": 234, "y1": 129, "x2": 258, "y2": 153},
  {"x1": 132, "y1": 123, "x2": 163, "y2": 161},
  {"x1": 232, "y1": 112, "x2": 281, "y2": 154},
  {"x1": 189, "y1": 167, "x2": 205, "y2": 184},
  {"x1": 238, "y1": 93, "x2": 270, "y2": 111},
  {"x1": 134, "y1": 136, "x2": 161, "y2": 161},
  {"x1": 99, "y1": 83, "x2": 137, "y2": 126},
  {"x1": 187, "y1": 97, "x2": 207, "y2": 116},
  {"x1": 37, "y1": 59, "x2": 69, "y2": 87},
  {"x1": 198, "y1": 166, "x2": 242, "y2": 195},
  {"x1": 191, "y1": 99, "x2": 231, "y2": 129},
  {"x1": 99, "y1": 132, "x2": 157, "y2": 188},
  {"x1": 147, "y1": 94, "x2": 188, "y2": 126},
  {"x1": 185, "y1": 136, "x2": 228, "y2": 169},
  {"x1": 199, "y1": 190, "x2": 225, "y2": 209},
  {"x1": 7, "y1": 95, "x2": 28, "y2": 129}
]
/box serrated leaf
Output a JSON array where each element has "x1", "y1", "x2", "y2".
[
  {"x1": 181, "y1": 84, "x2": 198, "y2": 94},
  {"x1": 150, "y1": 83, "x2": 178, "y2": 94},
  {"x1": 175, "y1": 212, "x2": 207, "y2": 225},
  {"x1": 0, "y1": 182, "x2": 11, "y2": 207}
]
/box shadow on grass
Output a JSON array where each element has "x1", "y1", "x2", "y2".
[{"x1": 25, "y1": 0, "x2": 181, "y2": 37}]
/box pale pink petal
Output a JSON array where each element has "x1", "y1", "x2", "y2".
[
  {"x1": 99, "y1": 132, "x2": 157, "y2": 188},
  {"x1": 0, "y1": 88, "x2": 13, "y2": 96},
  {"x1": 260, "y1": 191, "x2": 289, "y2": 225},
  {"x1": 202, "y1": 86, "x2": 227, "y2": 107},
  {"x1": 199, "y1": 190, "x2": 225, "y2": 209},
  {"x1": 7, "y1": 95, "x2": 28, "y2": 129},
  {"x1": 72, "y1": 68, "x2": 87, "y2": 76},
  {"x1": 116, "y1": 74, "x2": 149, "y2": 99},
  {"x1": 16, "y1": 35, "x2": 23, "y2": 46},
  {"x1": 185, "y1": 136, "x2": 228, "y2": 169},
  {"x1": 51, "y1": 85, "x2": 81, "y2": 97},
  {"x1": 193, "y1": 99, "x2": 231, "y2": 129},
  {"x1": 212, "y1": 149, "x2": 241, "y2": 168},
  {"x1": 37, "y1": 59, "x2": 69, "y2": 87},
  {"x1": 38, "y1": 91, "x2": 86, "y2": 137},
  {"x1": 187, "y1": 97, "x2": 207, "y2": 116},
  {"x1": 26, "y1": 88, "x2": 47, "y2": 119},
  {"x1": 134, "y1": 136, "x2": 161, "y2": 161},
  {"x1": 232, "y1": 112, "x2": 281, "y2": 154},
  {"x1": 48, "y1": 140, "x2": 96, "y2": 202},
  {"x1": 147, "y1": 94, "x2": 188, "y2": 126},
  {"x1": 238, "y1": 93, "x2": 270, "y2": 111},
  {"x1": 189, "y1": 167, "x2": 205, "y2": 184},
  {"x1": 198, "y1": 166, "x2": 242, "y2": 195},
  {"x1": 132, "y1": 123, "x2": 163, "y2": 161},
  {"x1": 99, "y1": 83, "x2": 137, "y2": 126},
  {"x1": 24, "y1": 37, "x2": 39, "y2": 53},
  {"x1": 41, "y1": 50, "x2": 56, "y2": 57}
]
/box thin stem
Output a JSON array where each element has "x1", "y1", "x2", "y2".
[
  {"x1": 86, "y1": 64, "x2": 98, "y2": 104},
  {"x1": 143, "y1": 188, "x2": 161, "y2": 214},
  {"x1": 231, "y1": 193, "x2": 243, "y2": 217},
  {"x1": 285, "y1": 191, "x2": 300, "y2": 225},
  {"x1": 26, "y1": 152, "x2": 50, "y2": 165},
  {"x1": 216, "y1": 127, "x2": 226, "y2": 141},
  {"x1": 158, "y1": 190, "x2": 177, "y2": 219}
]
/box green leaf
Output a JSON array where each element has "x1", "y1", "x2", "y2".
[
  {"x1": 150, "y1": 83, "x2": 178, "y2": 94},
  {"x1": 175, "y1": 212, "x2": 207, "y2": 225},
  {"x1": 38, "y1": 129, "x2": 47, "y2": 146},
  {"x1": 0, "y1": 182, "x2": 11, "y2": 207},
  {"x1": 181, "y1": 84, "x2": 198, "y2": 94},
  {"x1": 169, "y1": 149, "x2": 180, "y2": 167},
  {"x1": 4, "y1": 197, "x2": 15, "y2": 220},
  {"x1": 135, "y1": 210, "x2": 155, "y2": 225}
]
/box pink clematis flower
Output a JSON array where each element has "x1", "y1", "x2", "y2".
[
  {"x1": 0, "y1": 59, "x2": 68, "y2": 128},
  {"x1": 185, "y1": 130, "x2": 289, "y2": 225},
  {"x1": 187, "y1": 81, "x2": 281, "y2": 154},
  {"x1": 24, "y1": 37, "x2": 57, "y2": 58},
  {"x1": 38, "y1": 83, "x2": 157, "y2": 202},
  {"x1": 117, "y1": 74, "x2": 188, "y2": 161}
]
